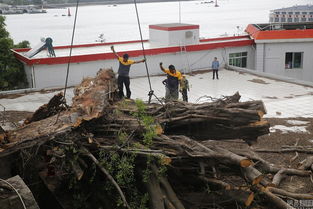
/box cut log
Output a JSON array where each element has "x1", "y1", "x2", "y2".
[
  {"x1": 82, "y1": 147, "x2": 131, "y2": 209},
  {"x1": 268, "y1": 187, "x2": 313, "y2": 199},
  {"x1": 145, "y1": 94, "x2": 270, "y2": 144},
  {"x1": 261, "y1": 188, "x2": 296, "y2": 209},
  {"x1": 271, "y1": 169, "x2": 287, "y2": 187},
  {"x1": 152, "y1": 165, "x2": 185, "y2": 209},
  {"x1": 146, "y1": 168, "x2": 165, "y2": 209},
  {"x1": 0, "y1": 69, "x2": 118, "y2": 157},
  {"x1": 154, "y1": 135, "x2": 253, "y2": 168},
  {"x1": 0, "y1": 68, "x2": 303, "y2": 209},
  {"x1": 254, "y1": 147, "x2": 313, "y2": 154},
  {"x1": 299, "y1": 156, "x2": 313, "y2": 170}
]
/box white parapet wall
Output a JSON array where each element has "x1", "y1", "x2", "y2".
[{"x1": 12, "y1": 35, "x2": 254, "y2": 89}]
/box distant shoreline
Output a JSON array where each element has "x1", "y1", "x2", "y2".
[{"x1": 44, "y1": 0, "x2": 195, "y2": 9}]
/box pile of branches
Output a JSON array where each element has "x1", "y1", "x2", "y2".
[{"x1": 0, "y1": 68, "x2": 312, "y2": 209}]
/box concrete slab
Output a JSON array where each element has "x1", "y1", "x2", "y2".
[{"x1": 1, "y1": 69, "x2": 313, "y2": 118}]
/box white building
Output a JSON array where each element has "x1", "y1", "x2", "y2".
[
  {"x1": 12, "y1": 22, "x2": 313, "y2": 90},
  {"x1": 245, "y1": 22, "x2": 313, "y2": 83},
  {"x1": 12, "y1": 23, "x2": 254, "y2": 89},
  {"x1": 269, "y1": 5, "x2": 313, "y2": 23}
]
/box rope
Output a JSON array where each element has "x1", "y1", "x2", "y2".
[
  {"x1": 133, "y1": 0, "x2": 163, "y2": 104},
  {"x1": 0, "y1": 178, "x2": 27, "y2": 209},
  {"x1": 55, "y1": 0, "x2": 80, "y2": 124},
  {"x1": 63, "y1": 1, "x2": 80, "y2": 98}
]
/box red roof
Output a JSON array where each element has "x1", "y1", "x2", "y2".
[
  {"x1": 245, "y1": 24, "x2": 313, "y2": 40},
  {"x1": 149, "y1": 23, "x2": 199, "y2": 31},
  {"x1": 12, "y1": 36, "x2": 253, "y2": 66}
]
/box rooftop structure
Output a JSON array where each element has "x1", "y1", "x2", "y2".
[
  {"x1": 149, "y1": 23, "x2": 200, "y2": 46},
  {"x1": 245, "y1": 22, "x2": 313, "y2": 82},
  {"x1": 246, "y1": 22, "x2": 313, "y2": 42},
  {"x1": 11, "y1": 21, "x2": 313, "y2": 91},
  {"x1": 269, "y1": 4, "x2": 313, "y2": 23},
  {"x1": 12, "y1": 23, "x2": 254, "y2": 89}
]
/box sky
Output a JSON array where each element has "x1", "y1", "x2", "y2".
[{"x1": 4, "y1": 0, "x2": 312, "y2": 46}]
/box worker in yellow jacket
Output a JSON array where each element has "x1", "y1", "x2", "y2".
[{"x1": 159, "y1": 62, "x2": 182, "y2": 102}]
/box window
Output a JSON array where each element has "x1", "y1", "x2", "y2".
[
  {"x1": 310, "y1": 12, "x2": 313, "y2": 15},
  {"x1": 229, "y1": 52, "x2": 247, "y2": 68},
  {"x1": 302, "y1": 12, "x2": 307, "y2": 14},
  {"x1": 285, "y1": 52, "x2": 303, "y2": 69},
  {"x1": 288, "y1": 12, "x2": 293, "y2": 14},
  {"x1": 282, "y1": 12, "x2": 286, "y2": 14},
  {"x1": 295, "y1": 12, "x2": 300, "y2": 14},
  {"x1": 301, "y1": 17, "x2": 306, "y2": 22},
  {"x1": 294, "y1": 18, "x2": 299, "y2": 22},
  {"x1": 281, "y1": 17, "x2": 286, "y2": 22},
  {"x1": 275, "y1": 18, "x2": 279, "y2": 22},
  {"x1": 287, "y1": 18, "x2": 292, "y2": 22},
  {"x1": 309, "y1": 18, "x2": 313, "y2": 21},
  {"x1": 275, "y1": 12, "x2": 280, "y2": 14}
]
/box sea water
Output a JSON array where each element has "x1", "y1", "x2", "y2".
[{"x1": 4, "y1": 0, "x2": 312, "y2": 47}]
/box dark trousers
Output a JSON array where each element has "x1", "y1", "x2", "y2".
[
  {"x1": 118, "y1": 75, "x2": 131, "y2": 99},
  {"x1": 182, "y1": 89, "x2": 188, "y2": 102},
  {"x1": 165, "y1": 87, "x2": 178, "y2": 102},
  {"x1": 213, "y1": 69, "x2": 219, "y2": 79}
]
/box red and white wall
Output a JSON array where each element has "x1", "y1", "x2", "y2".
[{"x1": 12, "y1": 23, "x2": 254, "y2": 89}]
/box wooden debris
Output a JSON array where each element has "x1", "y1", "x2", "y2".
[
  {"x1": 24, "y1": 92, "x2": 67, "y2": 124},
  {"x1": 0, "y1": 69, "x2": 311, "y2": 209}
]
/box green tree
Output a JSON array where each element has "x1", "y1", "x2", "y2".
[{"x1": 0, "y1": 16, "x2": 29, "y2": 91}]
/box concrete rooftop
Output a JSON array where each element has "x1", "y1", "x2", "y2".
[{"x1": 1, "y1": 69, "x2": 313, "y2": 119}]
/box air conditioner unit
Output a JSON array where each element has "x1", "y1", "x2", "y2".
[{"x1": 185, "y1": 31, "x2": 193, "y2": 38}]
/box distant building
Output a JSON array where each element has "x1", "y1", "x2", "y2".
[
  {"x1": 269, "y1": 5, "x2": 313, "y2": 23},
  {"x1": 245, "y1": 22, "x2": 313, "y2": 83}
]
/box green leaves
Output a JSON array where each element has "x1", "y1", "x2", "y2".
[
  {"x1": 133, "y1": 99, "x2": 157, "y2": 147},
  {"x1": 0, "y1": 16, "x2": 29, "y2": 90}
]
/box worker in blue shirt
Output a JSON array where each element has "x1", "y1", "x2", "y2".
[{"x1": 212, "y1": 57, "x2": 220, "y2": 80}]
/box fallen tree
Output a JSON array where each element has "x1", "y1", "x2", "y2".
[{"x1": 0, "y1": 68, "x2": 311, "y2": 209}]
